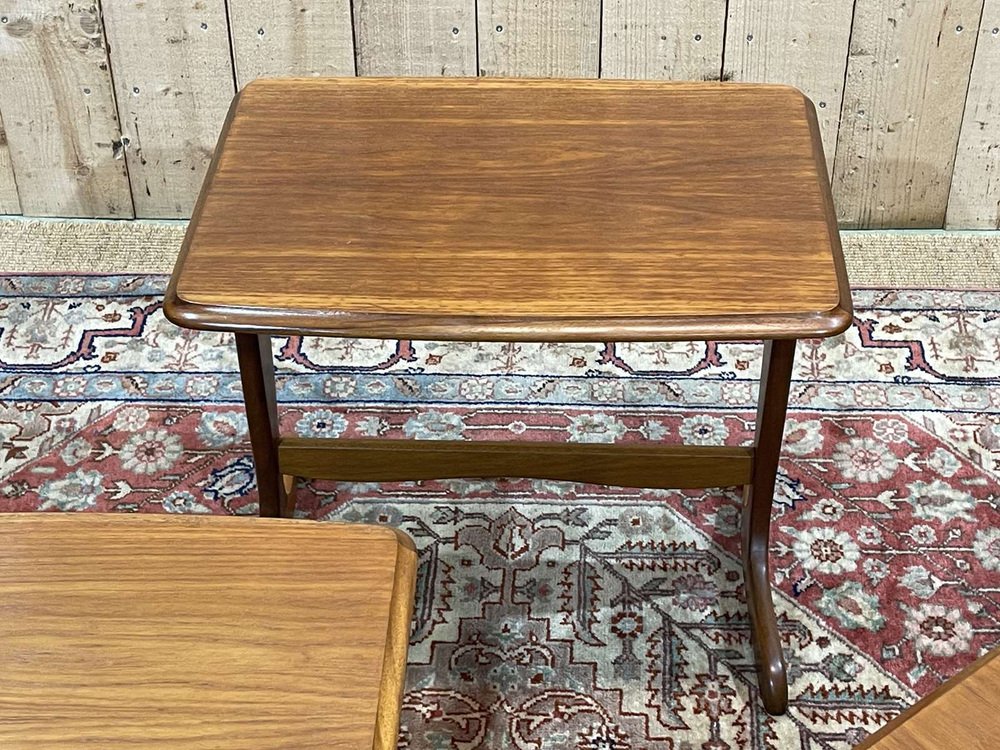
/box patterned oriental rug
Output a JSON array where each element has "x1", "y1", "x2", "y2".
[{"x1": 1, "y1": 274, "x2": 999, "y2": 749}]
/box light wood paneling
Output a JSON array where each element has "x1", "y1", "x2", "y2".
[
  {"x1": 0, "y1": 113, "x2": 20, "y2": 214},
  {"x1": 947, "y1": 1, "x2": 1000, "y2": 229},
  {"x1": 101, "y1": 0, "x2": 235, "y2": 218},
  {"x1": 832, "y1": 0, "x2": 983, "y2": 228},
  {"x1": 0, "y1": 1, "x2": 131, "y2": 217},
  {"x1": 724, "y1": 0, "x2": 854, "y2": 172},
  {"x1": 601, "y1": 1, "x2": 726, "y2": 80},
  {"x1": 354, "y1": 0, "x2": 476, "y2": 76},
  {"x1": 478, "y1": 0, "x2": 601, "y2": 77},
  {"x1": 228, "y1": 0, "x2": 355, "y2": 87}
]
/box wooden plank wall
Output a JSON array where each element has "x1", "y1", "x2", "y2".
[
  {"x1": 0, "y1": 113, "x2": 20, "y2": 214},
  {"x1": 832, "y1": 0, "x2": 983, "y2": 228},
  {"x1": 101, "y1": 1, "x2": 235, "y2": 219},
  {"x1": 948, "y1": 0, "x2": 1000, "y2": 228},
  {"x1": 0, "y1": 0, "x2": 997, "y2": 228},
  {"x1": 355, "y1": 1, "x2": 477, "y2": 76},
  {"x1": 601, "y1": 1, "x2": 727, "y2": 81},
  {"x1": 0, "y1": 0, "x2": 131, "y2": 217},
  {"x1": 724, "y1": 0, "x2": 855, "y2": 174},
  {"x1": 479, "y1": 0, "x2": 601, "y2": 77},
  {"x1": 228, "y1": 0, "x2": 355, "y2": 86}
]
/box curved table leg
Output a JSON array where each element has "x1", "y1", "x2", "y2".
[{"x1": 743, "y1": 338, "x2": 795, "y2": 715}]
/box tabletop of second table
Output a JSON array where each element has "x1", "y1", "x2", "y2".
[{"x1": 0, "y1": 513, "x2": 416, "y2": 749}]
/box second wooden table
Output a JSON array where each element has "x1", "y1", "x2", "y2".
[{"x1": 0, "y1": 513, "x2": 416, "y2": 748}]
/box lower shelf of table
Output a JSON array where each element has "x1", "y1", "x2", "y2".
[{"x1": 278, "y1": 437, "x2": 754, "y2": 489}]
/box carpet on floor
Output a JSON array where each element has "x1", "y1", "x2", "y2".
[{"x1": 1, "y1": 274, "x2": 999, "y2": 749}]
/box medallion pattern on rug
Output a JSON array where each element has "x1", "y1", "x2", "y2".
[{"x1": 1, "y1": 276, "x2": 999, "y2": 749}]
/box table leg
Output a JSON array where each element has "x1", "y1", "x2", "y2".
[
  {"x1": 743, "y1": 338, "x2": 795, "y2": 715},
  {"x1": 282, "y1": 474, "x2": 300, "y2": 518},
  {"x1": 235, "y1": 333, "x2": 288, "y2": 519}
]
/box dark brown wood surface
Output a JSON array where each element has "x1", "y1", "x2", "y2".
[
  {"x1": 164, "y1": 78, "x2": 852, "y2": 342},
  {"x1": 278, "y1": 438, "x2": 753, "y2": 488},
  {"x1": 854, "y1": 647, "x2": 1000, "y2": 750},
  {"x1": 0, "y1": 513, "x2": 417, "y2": 749}
]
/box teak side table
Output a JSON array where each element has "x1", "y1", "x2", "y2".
[
  {"x1": 0, "y1": 513, "x2": 417, "y2": 749},
  {"x1": 164, "y1": 78, "x2": 853, "y2": 715}
]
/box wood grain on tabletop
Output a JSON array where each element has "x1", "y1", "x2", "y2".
[
  {"x1": 854, "y1": 647, "x2": 1000, "y2": 750},
  {"x1": 0, "y1": 513, "x2": 417, "y2": 749},
  {"x1": 165, "y1": 77, "x2": 851, "y2": 342}
]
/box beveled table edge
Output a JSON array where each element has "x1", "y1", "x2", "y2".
[
  {"x1": 0, "y1": 511, "x2": 417, "y2": 556},
  {"x1": 163, "y1": 292, "x2": 854, "y2": 342}
]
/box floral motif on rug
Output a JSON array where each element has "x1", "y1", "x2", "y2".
[{"x1": 1, "y1": 276, "x2": 999, "y2": 749}]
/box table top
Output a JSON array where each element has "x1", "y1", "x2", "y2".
[
  {"x1": 855, "y1": 647, "x2": 1000, "y2": 750},
  {"x1": 165, "y1": 78, "x2": 852, "y2": 342},
  {"x1": 0, "y1": 513, "x2": 416, "y2": 749}
]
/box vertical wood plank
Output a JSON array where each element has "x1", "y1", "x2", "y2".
[
  {"x1": 0, "y1": 2, "x2": 132, "y2": 217},
  {"x1": 832, "y1": 0, "x2": 983, "y2": 229},
  {"x1": 724, "y1": 0, "x2": 854, "y2": 172},
  {"x1": 947, "y1": 1, "x2": 1000, "y2": 229},
  {"x1": 353, "y1": 0, "x2": 476, "y2": 76},
  {"x1": 101, "y1": 0, "x2": 235, "y2": 218},
  {"x1": 0, "y1": 113, "x2": 21, "y2": 214},
  {"x1": 228, "y1": 0, "x2": 355, "y2": 88},
  {"x1": 478, "y1": 0, "x2": 601, "y2": 77},
  {"x1": 601, "y1": 1, "x2": 726, "y2": 81}
]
